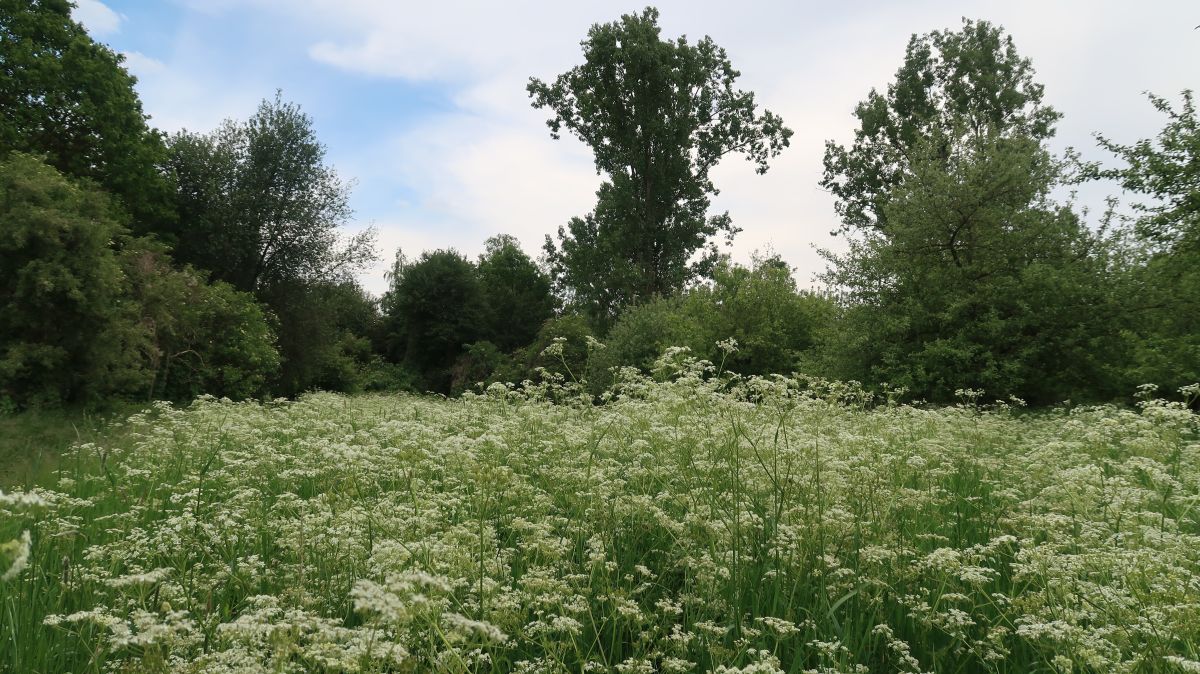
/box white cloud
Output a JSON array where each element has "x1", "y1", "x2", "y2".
[
  {"x1": 309, "y1": 36, "x2": 450, "y2": 81},
  {"x1": 295, "y1": 2, "x2": 604, "y2": 81},
  {"x1": 343, "y1": 95, "x2": 600, "y2": 296},
  {"x1": 120, "y1": 51, "x2": 166, "y2": 77},
  {"x1": 72, "y1": 0, "x2": 122, "y2": 36}
]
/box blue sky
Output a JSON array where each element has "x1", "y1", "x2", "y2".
[{"x1": 73, "y1": 0, "x2": 1200, "y2": 295}]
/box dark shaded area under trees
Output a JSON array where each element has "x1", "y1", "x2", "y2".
[{"x1": 1, "y1": 3, "x2": 1197, "y2": 410}]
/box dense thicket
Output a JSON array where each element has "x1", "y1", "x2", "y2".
[
  {"x1": 590, "y1": 256, "x2": 832, "y2": 391},
  {"x1": 381, "y1": 249, "x2": 486, "y2": 392},
  {"x1": 0, "y1": 155, "x2": 276, "y2": 408},
  {"x1": 120, "y1": 242, "x2": 279, "y2": 402},
  {"x1": 0, "y1": 155, "x2": 137, "y2": 407},
  {"x1": 476, "y1": 235, "x2": 556, "y2": 352},
  {"x1": 258, "y1": 280, "x2": 379, "y2": 397}
]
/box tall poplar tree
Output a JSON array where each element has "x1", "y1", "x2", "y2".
[{"x1": 530, "y1": 7, "x2": 791, "y2": 330}]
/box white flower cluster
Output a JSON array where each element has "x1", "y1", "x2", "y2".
[{"x1": 4, "y1": 373, "x2": 1198, "y2": 671}]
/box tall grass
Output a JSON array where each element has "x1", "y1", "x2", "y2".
[
  {"x1": 0, "y1": 405, "x2": 135, "y2": 489},
  {"x1": 1, "y1": 363, "x2": 1198, "y2": 672}
]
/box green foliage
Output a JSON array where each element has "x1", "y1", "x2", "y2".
[
  {"x1": 822, "y1": 18, "x2": 1059, "y2": 234},
  {"x1": 818, "y1": 19, "x2": 1122, "y2": 404},
  {"x1": 0, "y1": 154, "x2": 138, "y2": 407},
  {"x1": 159, "y1": 94, "x2": 381, "y2": 398},
  {"x1": 1092, "y1": 91, "x2": 1200, "y2": 395},
  {"x1": 379, "y1": 237, "x2": 560, "y2": 395},
  {"x1": 592, "y1": 296, "x2": 712, "y2": 390},
  {"x1": 476, "y1": 235, "x2": 556, "y2": 352},
  {"x1": 162, "y1": 93, "x2": 375, "y2": 293},
  {"x1": 356, "y1": 359, "x2": 421, "y2": 393},
  {"x1": 531, "y1": 7, "x2": 791, "y2": 329},
  {"x1": 521, "y1": 314, "x2": 596, "y2": 384},
  {"x1": 1095, "y1": 91, "x2": 1200, "y2": 251},
  {"x1": 0, "y1": 0, "x2": 171, "y2": 230},
  {"x1": 593, "y1": 257, "x2": 831, "y2": 390},
  {"x1": 0, "y1": 155, "x2": 280, "y2": 407},
  {"x1": 449, "y1": 341, "x2": 517, "y2": 396},
  {"x1": 382, "y1": 249, "x2": 485, "y2": 393},
  {"x1": 260, "y1": 281, "x2": 380, "y2": 397},
  {"x1": 120, "y1": 242, "x2": 279, "y2": 401},
  {"x1": 697, "y1": 258, "x2": 832, "y2": 376},
  {"x1": 822, "y1": 135, "x2": 1121, "y2": 403}
]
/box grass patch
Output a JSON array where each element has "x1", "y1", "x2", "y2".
[{"x1": 0, "y1": 405, "x2": 136, "y2": 489}]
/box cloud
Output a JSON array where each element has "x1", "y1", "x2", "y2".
[
  {"x1": 296, "y1": 2, "x2": 602, "y2": 81},
  {"x1": 309, "y1": 36, "x2": 453, "y2": 81},
  {"x1": 341, "y1": 96, "x2": 600, "y2": 296},
  {"x1": 72, "y1": 0, "x2": 122, "y2": 36},
  {"x1": 120, "y1": 51, "x2": 166, "y2": 77}
]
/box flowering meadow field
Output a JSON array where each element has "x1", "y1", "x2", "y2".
[{"x1": 2, "y1": 363, "x2": 1199, "y2": 673}]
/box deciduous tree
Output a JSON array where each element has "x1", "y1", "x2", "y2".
[
  {"x1": 163, "y1": 93, "x2": 375, "y2": 293},
  {"x1": 1092, "y1": 91, "x2": 1200, "y2": 393},
  {"x1": 823, "y1": 134, "x2": 1120, "y2": 403},
  {"x1": 530, "y1": 7, "x2": 791, "y2": 329},
  {"x1": 820, "y1": 20, "x2": 1121, "y2": 403},
  {"x1": 821, "y1": 18, "x2": 1059, "y2": 234},
  {"x1": 0, "y1": 0, "x2": 171, "y2": 230},
  {"x1": 381, "y1": 249, "x2": 485, "y2": 392},
  {"x1": 476, "y1": 235, "x2": 555, "y2": 351},
  {"x1": 0, "y1": 154, "x2": 142, "y2": 406}
]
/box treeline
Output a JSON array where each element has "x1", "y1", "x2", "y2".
[{"x1": 1, "y1": 3, "x2": 1196, "y2": 410}]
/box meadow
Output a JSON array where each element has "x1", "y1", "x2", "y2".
[{"x1": 1, "y1": 355, "x2": 1199, "y2": 673}]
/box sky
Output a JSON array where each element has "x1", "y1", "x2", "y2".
[{"x1": 72, "y1": 0, "x2": 1200, "y2": 296}]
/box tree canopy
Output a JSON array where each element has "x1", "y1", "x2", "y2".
[
  {"x1": 476, "y1": 235, "x2": 556, "y2": 352},
  {"x1": 381, "y1": 249, "x2": 486, "y2": 392},
  {"x1": 530, "y1": 7, "x2": 791, "y2": 329},
  {"x1": 821, "y1": 18, "x2": 1060, "y2": 235},
  {"x1": 163, "y1": 93, "x2": 376, "y2": 293},
  {"x1": 0, "y1": 154, "x2": 135, "y2": 406},
  {"x1": 1094, "y1": 91, "x2": 1199, "y2": 254},
  {"x1": 1091, "y1": 91, "x2": 1200, "y2": 393},
  {"x1": 0, "y1": 0, "x2": 171, "y2": 230},
  {"x1": 819, "y1": 21, "x2": 1120, "y2": 403}
]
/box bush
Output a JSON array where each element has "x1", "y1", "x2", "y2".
[
  {"x1": 121, "y1": 242, "x2": 279, "y2": 401},
  {"x1": 591, "y1": 257, "x2": 833, "y2": 390},
  {"x1": 260, "y1": 281, "x2": 381, "y2": 396},
  {"x1": 521, "y1": 315, "x2": 597, "y2": 384},
  {"x1": 590, "y1": 296, "x2": 714, "y2": 391},
  {"x1": 449, "y1": 341, "x2": 519, "y2": 396},
  {"x1": 0, "y1": 154, "x2": 138, "y2": 407}
]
